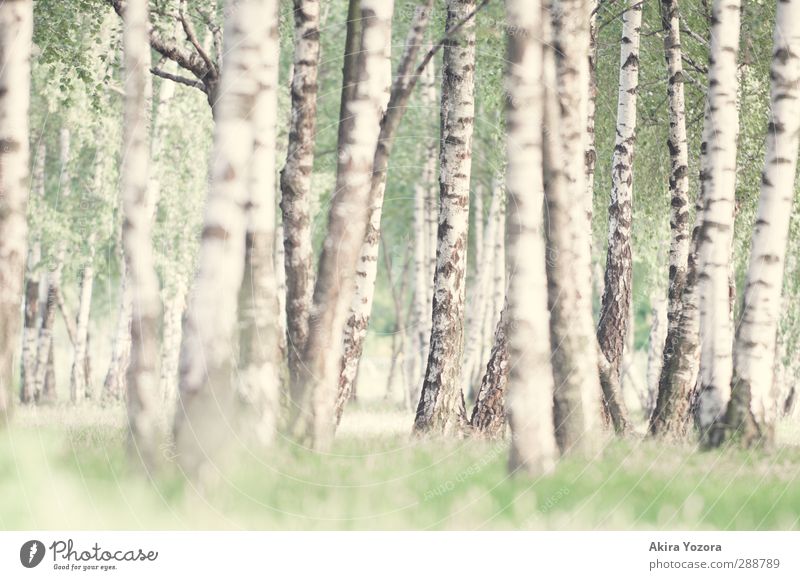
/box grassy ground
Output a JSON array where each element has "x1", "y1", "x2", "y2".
[{"x1": 2, "y1": 402, "x2": 799, "y2": 530}]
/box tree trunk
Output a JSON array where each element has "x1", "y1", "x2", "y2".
[
  {"x1": 596, "y1": 0, "x2": 641, "y2": 433},
  {"x1": 280, "y1": 0, "x2": 321, "y2": 395},
  {"x1": 645, "y1": 295, "x2": 667, "y2": 417},
  {"x1": 20, "y1": 143, "x2": 45, "y2": 404},
  {"x1": 544, "y1": 0, "x2": 603, "y2": 454},
  {"x1": 462, "y1": 180, "x2": 499, "y2": 398},
  {"x1": 0, "y1": 0, "x2": 32, "y2": 424},
  {"x1": 159, "y1": 283, "x2": 184, "y2": 409},
  {"x1": 721, "y1": 0, "x2": 800, "y2": 447},
  {"x1": 173, "y1": 0, "x2": 272, "y2": 474},
  {"x1": 483, "y1": 183, "x2": 505, "y2": 369},
  {"x1": 650, "y1": 98, "x2": 711, "y2": 438},
  {"x1": 585, "y1": 0, "x2": 599, "y2": 208},
  {"x1": 413, "y1": 0, "x2": 476, "y2": 437},
  {"x1": 337, "y1": 1, "x2": 432, "y2": 424},
  {"x1": 289, "y1": 0, "x2": 395, "y2": 450},
  {"x1": 70, "y1": 234, "x2": 96, "y2": 403},
  {"x1": 505, "y1": 0, "x2": 558, "y2": 475},
  {"x1": 695, "y1": 0, "x2": 742, "y2": 443},
  {"x1": 103, "y1": 267, "x2": 132, "y2": 402},
  {"x1": 469, "y1": 307, "x2": 508, "y2": 439},
  {"x1": 237, "y1": 0, "x2": 281, "y2": 446},
  {"x1": 121, "y1": 0, "x2": 162, "y2": 469}
]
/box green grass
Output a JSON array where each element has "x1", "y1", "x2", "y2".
[{"x1": 2, "y1": 403, "x2": 799, "y2": 530}]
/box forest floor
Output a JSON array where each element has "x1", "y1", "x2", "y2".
[{"x1": 2, "y1": 399, "x2": 800, "y2": 530}]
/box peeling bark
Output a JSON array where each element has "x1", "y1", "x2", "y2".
[
  {"x1": 281, "y1": 0, "x2": 321, "y2": 394},
  {"x1": 596, "y1": 0, "x2": 642, "y2": 433},
  {"x1": 413, "y1": 0, "x2": 476, "y2": 437}
]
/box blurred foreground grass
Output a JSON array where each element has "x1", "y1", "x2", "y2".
[{"x1": 1, "y1": 402, "x2": 799, "y2": 530}]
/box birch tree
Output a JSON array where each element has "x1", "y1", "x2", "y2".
[
  {"x1": 173, "y1": 0, "x2": 274, "y2": 473},
  {"x1": 280, "y1": 0, "x2": 321, "y2": 391},
  {"x1": 544, "y1": 0, "x2": 602, "y2": 453},
  {"x1": 695, "y1": 0, "x2": 742, "y2": 441},
  {"x1": 596, "y1": 0, "x2": 642, "y2": 432},
  {"x1": 722, "y1": 0, "x2": 800, "y2": 446},
  {"x1": 120, "y1": 0, "x2": 162, "y2": 467},
  {"x1": 469, "y1": 306, "x2": 508, "y2": 438},
  {"x1": 0, "y1": 0, "x2": 33, "y2": 423},
  {"x1": 237, "y1": 0, "x2": 281, "y2": 446},
  {"x1": 292, "y1": 0, "x2": 395, "y2": 450},
  {"x1": 505, "y1": 0, "x2": 557, "y2": 474},
  {"x1": 20, "y1": 144, "x2": 45, "y2": 404},
  {"x1": 414, "y1": 0, "x2": 476, "y2": 436},
  {"x1": 70, "y1": 234, "x2": 96, "y2": 402}
]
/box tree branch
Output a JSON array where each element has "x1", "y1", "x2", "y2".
[
  {"x1": 178, "y1": 0, "x2": 217, "y2": 75},
  {"x1": 150, "y1": 67, "x2": 207, "y2": 92}
]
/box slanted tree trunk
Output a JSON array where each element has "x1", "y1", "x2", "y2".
[
  {"x1": 469, "y1": 306, "x2": 508, "y2": 438},
  {"x1": 237, "y1": 1, "x2": 281, "y2": 446},
  {"x1": 121, "y1": 0, "x2": 162, "y2": 468},
  {"x1": 596, "y1": 0, "x2": 641, "y2": 433},
  {"x1": 281, "y1": 0, "x2": 321, "y2": 394},
  {"x1": 695, "y1": 0, "x2": 742, "y2": 442},
  {"x1": 290, "y1": 0, "x2": 395, "y2": 450},
  {"x1": 173, "y1": 0, "x2": 271, "y2": 474},
  {"x1": 720, "y1": 0, "x2": 800, "y2": 447},
  {"x1": 544, "y1": 0, "x2": 602, "y2": 454},
  {"x1": 413, "y1": 0, "x2": 476, "y2": 436},
  {"x1": 505, "y1": 0, "x2": 557, "y2": 474},
  {"x1": 20, "y1": 143, "x2": 45, "y2": 404},
  {"x1": 337, "y1": 2, "x2": 433, "y2": 423},
  {"x1": 0, "y1": 0, "x2": 33, "y2": 424},
  {"x1": 70, "y1": 234, "x2": 96, "y2": 403}
]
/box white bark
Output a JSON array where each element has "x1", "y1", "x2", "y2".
[
  {"x1": 237, "y1": 0, "x2": 281, "y2": 446},
  {"x1": 20, "y1": 143, "x2": 45, "y2": 403},
  {"x1": 70, "y1": 233, "x2": 96, "y2": 403},
  {"x1": 0, "y1": 0, "x2": 33, "y2": 422},
  {"x1": 696, "y1": 0, "x2": 742, "y2": 439},
  {"x1": 414, "y1": 0, "x2": 476, "y2": 436},
  {"x1": 292, "y1": 0, "x2": 394, "y2": 449},
  {"x1": 121, "y1": 0, "x2": 162, "y2": 467},
  {"x1": 174, "y1": 0, "x2": 271, "y2": 473},
  {"x1": 646, "y1": 295, "x2": 667, "y2": 416},
  {"x1": 505, "y1": 0, "x2": 557, "y2": 475},
  {"x1": 544, "y1": 0, "x2": 602, "y2": 453},
  {"x1": 726, "y1": 0, "x2": 800, "y2": 445},
  {"x1": 596, "y1": 0, "x2": 641, "y2": 432}
]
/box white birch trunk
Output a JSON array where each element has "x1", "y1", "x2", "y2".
[
  {"x1": 725, "y1": 0, "x2": 800, "y2": 446},
  {"x1": 696, "y1": 0, "x2": 742, "y2": 439},
  {"x1": 159, "y1": 282, "x2": 184, "y2": 412},
  {"x1": 422, "y1": 55, "x2": 438, "y2": 316},
  {"x1": 544, "y1": 0, "x2": 602, "y2": 453},
  {"x1": 173, "y1": 0, "x2": 269, "y2": 474},
  {"x1": 121, "y1": 0, "x2": 162, "y2": 467},
  {"x1": 0, "y1": 0, "x2": 33, "y2": 422},
  {"x1": 505, "y1": 0, "x2": 557, "y2": 474},
  {"x1": 70, "y1": 233, "x2": 96, "y2": 403},
  {"x1": 292, "y1": 0, "x2": 394, "y2": 450},
  {"x1": 20, "y1": 143, "x2": 45, "y2": 403},
  {"x1": 236, "y1": 0, "x2": 281, "y2": 446},
  {"x1": 596, "y1": 0, "x2": 641, "y2": 432},
  {"x1": 413, "y1": 0, "x2": 476, "y2": 436},
  {"x1": 280, "y1": 0, "x2": 321, "y2": 391},
  {"x1": 646, "y1": 295, "x2": 667, "y2": 416}
]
